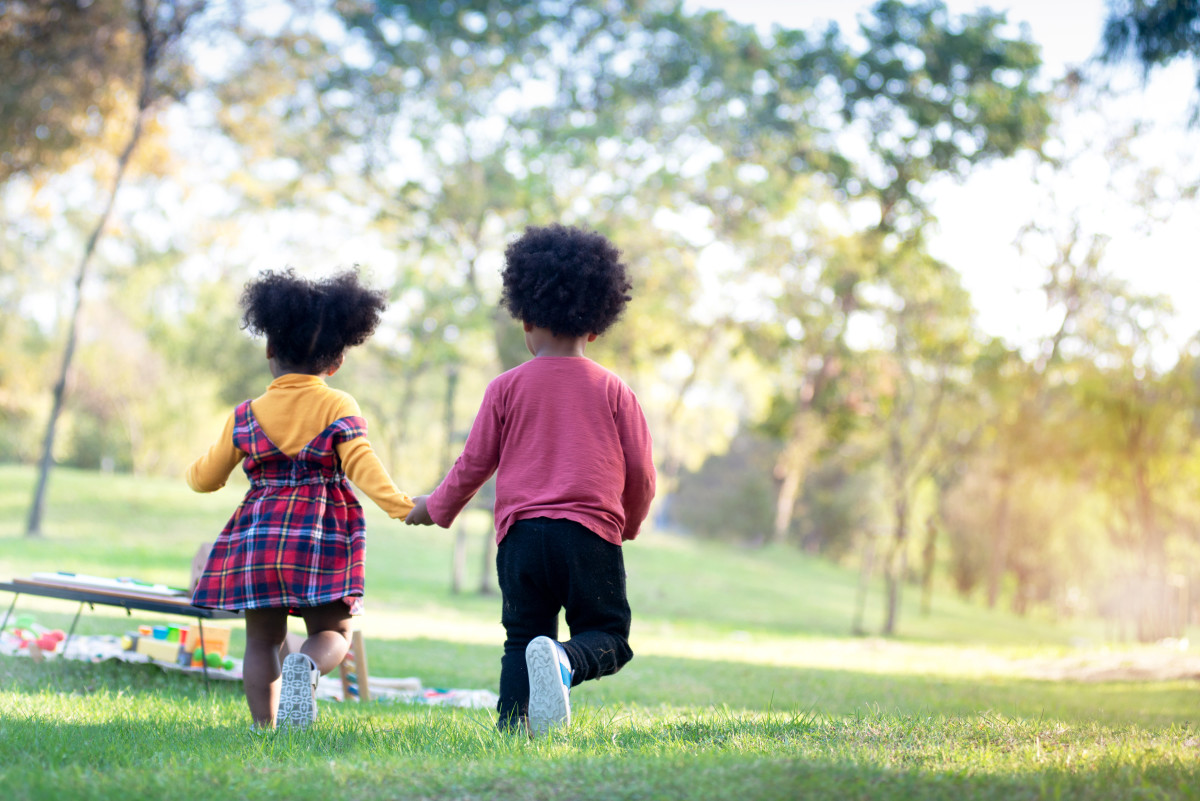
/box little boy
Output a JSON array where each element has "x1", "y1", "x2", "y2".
[{"x1": 406, "y1": 223, "x2": 655, "y2": 737}]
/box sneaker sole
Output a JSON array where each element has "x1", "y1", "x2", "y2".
[
  {"x1": 277, "y1": 654, "x2": 317, "y2": 730},
  {"x1": 526, "y1": 637, "x2": 570, "y2": 738}
]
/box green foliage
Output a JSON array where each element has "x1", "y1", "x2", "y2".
[
  {"x1": 157, "y1": 278, "x2": 265, "y2": 407},
  {"x1": 1104, "y1": 0, "x2": 1200, "y2": 64},
  {"x1": 801, "y1": 458, "x2": 883, "y2": 560},
  {"x1": 0, "y1": 0, "x2": 212, "y2": 182},
  {"x1": 779, "y1": 0, "x2": 1050, "y2": 230},
  {"x1": 1103, "y1": 0, "x2": 1200, "y2": 122},
  {"x1": 0, "y1": 0, "x2": 139, "y2": 181},
  {"x1": 670, "y1": 432, "x2": 778, "y2": 544}
]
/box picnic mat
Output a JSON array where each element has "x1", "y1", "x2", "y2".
[{"x1": 0, "y1": 631, "x2": 498, "y2": 709}]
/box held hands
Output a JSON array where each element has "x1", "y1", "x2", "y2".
[{"x1": 405, "y1": 495, "x2": 434, "y2": 525}]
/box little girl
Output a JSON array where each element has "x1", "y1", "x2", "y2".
[{"x1": 187, "y1": 268, "x2": 413, "y2": 730}]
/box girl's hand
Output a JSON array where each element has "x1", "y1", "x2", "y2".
[{"x1": 405, "y1": 495, "x2": 434, "y2": 525}]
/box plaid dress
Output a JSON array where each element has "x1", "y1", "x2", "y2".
[{"x1": 192, "y1": 400, "x2": 367, "y2": 615}]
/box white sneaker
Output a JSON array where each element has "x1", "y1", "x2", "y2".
[
  {"x1": 277, "y1": 652, "x2": 319, "y2": 730},
  {"x1": 526, "y1": 636, "x2": 572, "y2": 738}
]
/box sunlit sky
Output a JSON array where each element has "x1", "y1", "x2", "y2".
[{"x1": 684, "y1": 0, "x2": 1200, "y2": 361}]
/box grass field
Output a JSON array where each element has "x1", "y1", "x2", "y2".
[{"x1": 1, "y1": 464, "x2": 1198, "y2": 800}]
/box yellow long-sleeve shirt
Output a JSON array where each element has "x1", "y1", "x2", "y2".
[{"x1": 186, "y1": 373, "x2": 413, "y2": 519}]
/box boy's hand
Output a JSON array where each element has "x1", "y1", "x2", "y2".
[{"x1": 405, "y1": 495, "x2": 434, "y2": 525}]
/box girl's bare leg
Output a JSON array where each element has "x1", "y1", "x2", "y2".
[
  {"x1": 298, "y1": 600, "x2": 353, "y2": 674},
  {"x1": 242, "y1": 608, "x2": 289, "y2": 727}
]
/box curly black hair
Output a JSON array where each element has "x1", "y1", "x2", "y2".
[
  {"x1": 500, "y1": 224, "x2": 632, "y2": 338},
  {"x1": 240, "y1": 267, "x2": 387, "y2": 374}
]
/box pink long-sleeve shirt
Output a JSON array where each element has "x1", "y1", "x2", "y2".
[{"x1": 425, "y1": 356, "x2": 656, "y2": 546}]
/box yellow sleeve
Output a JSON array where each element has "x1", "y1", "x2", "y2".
[
  {"x1": 338, "y1": 436, "x2": 415, "y2": 520},
  {"x1": 186, "y1": 412, "x2": 244, "y2": 492}
]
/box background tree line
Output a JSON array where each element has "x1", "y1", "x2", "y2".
[{"x1": 2, "y1": 0, "x2": 1198, "y2": 638}]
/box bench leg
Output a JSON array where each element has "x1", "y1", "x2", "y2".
[
  {"x1": 337, "y1": 630, "x2": 370, "y2": 702},
  {"x1": 353, "y1": 630, "x2": 370, "y2": 702},
  {"x1": 61, "y1": 602, "x2": 86, "y2": 655},
  {"x1": 196, "y1": 619, "x2": 211, "y2": 695},
  {"x1": 0, "y1": 593, "x2": 18, "y2": 635}
]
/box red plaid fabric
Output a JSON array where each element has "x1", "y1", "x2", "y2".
[{"x1": 192, "y1": 400, "x2": 368, "y2": 614}]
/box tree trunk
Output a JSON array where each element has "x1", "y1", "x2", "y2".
[
  {"x1": 26, "y1": 98, "x2": 150, "y2": 536},
  {"x1": 25, "y1": 0, "x2": 174, "y2": 536},
  {"x1": 381, "y1": 361, "x2": 426, "y2": 476},
  {"x1": 772, "y1": 445, "x2": 804, "y2": 546},
  {"x1": 985, "y1": 472, "x2": 1013, "y2": 609},
  {"x1": 919, "y1": 516, "x2": 937, "y2": 616},
  {"x1": 852, "y1": 537, "x2": 876, "y2": 636},
  {"x1": 658, "y1": 328, "x2": 717, "y2": 506},
  {"x1": 771, "y1": 412, "x2": 825, "y2": 545},
  {"x1": 1134, "y1": 458, "x2": 1164, "y2": 580},
  {"x1": 881, "y1": 497, "x2": 909, "y2": 636},
  {"x1": 441, "y1": 364, "x2": 470, "y2": 594},
  {"x1": 772, "y1": 349, "x2": 838, "y2": 545},
  {"x1": 479, "y1": 532, "x2": 497, "y2": 596},
  {"x1": 1134, "y1": 457, "x2": 1171, "y2": 641},
  {"x1": 1010, "y1": 567, "x2": 1029, "y2": 616},
  {"x1": 451, "y1": 526, "x2": 467, "y2": 594},
  {"x1": 441, "y1": 365, "x2": 458, "y2": 471}
]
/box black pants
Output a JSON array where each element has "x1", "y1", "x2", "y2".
[{"x1": 495, "y1": 517, "x2": 634, "y2": 725}]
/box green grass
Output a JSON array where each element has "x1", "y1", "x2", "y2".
[{"x1": 2, "y1": 464, "x2": 1198, "y2": 800}]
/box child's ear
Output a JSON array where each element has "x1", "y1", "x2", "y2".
[
  {"x1": 326, "y1": 354, "x2": 345, "y2": 376},
  {"x1": 587, "y1": 333, "x2": 598, "y2": 342},
  {"x1": 523, "y1": 321, "x2": 534, "y2": 332}
]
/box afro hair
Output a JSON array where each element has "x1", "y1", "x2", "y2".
[
  {"x1": 500, "y1": 224, "x2": 632, "y2": 338},
  {"x1": 240, "y1": 267, "x2": 387, "y2": 374}
]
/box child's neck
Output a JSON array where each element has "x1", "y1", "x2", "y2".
[
  {"x1": 268, "y1": 360, "x2": 337, "y2": 380},
  {"x1": 533, "y1": 340, "x2": 588, "y2": 358},
  {"x1": 266, "y1": 347, "x2": 343, "y2": 379},
  {"x1": 525, "y1": 325, "x2": 594, "y2": 358}
]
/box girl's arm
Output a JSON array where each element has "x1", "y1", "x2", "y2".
[
  {"x1": 337, "y1": 437, "x2": 415, "y2": 519},
  {"x1": 186, "y1": 412, "x2": 244, "y2": 492}
]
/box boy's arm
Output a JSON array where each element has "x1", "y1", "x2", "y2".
[
  {"x1": 338, "y1": 437, "x2": 415, "y2": 520},
  {"x1": 424, "y1": 384, "x2": 502, "y2": 528},
  {"x1": 617, "y1": 389, "x2": 656, "y2": 541},
  {"x1": 186, "y1": 412, "x2": 244, "y2": 492}
]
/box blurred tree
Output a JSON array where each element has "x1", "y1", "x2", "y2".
[
  {"x1": 788, "y1": 0, "x2": 1049, "y2": 232},
  {"x1": 1095, "y1": 378, "x2": 1180, "y2": 617},
  {"x1": 977, "y1": 93, "x2": 1192, "y2": 621},
  {"x1": 755, "y1": 0, "x2": 1050, "y2": 555},
  {"x1": 18, "y1": 0, "x2": 211, "y2": 536},
  {"x1": 963, "y1": 339, "x2": 1043, "y2": 610},
  {"x1": 671, "y1": 431, "x2": 779, "y2": 544},
  {"x1": 1101, "y1": 0, "x2": 1200, "y2": 122},
  {"x1": 0, "y1": 0, "x2": 140, "y2": 182},
  {"x1": 801, "y1": 454, "x2": 882, "y2": 560},
  {"x1": 867, "y1": 251, "x2": 976, "y2": 635},
  {"x1": 917, "y1": 382, "x2": 985, "y2": 615},
  {"x1": 972, "y1": 230, "x2": 1125, "y2": 611},
  {"x1": 655, "y1": 0, "x2": 1056, "y2": 634},
  {"x1": 1072, "y1": 304, "x2": 1189, "y2": 639}
]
